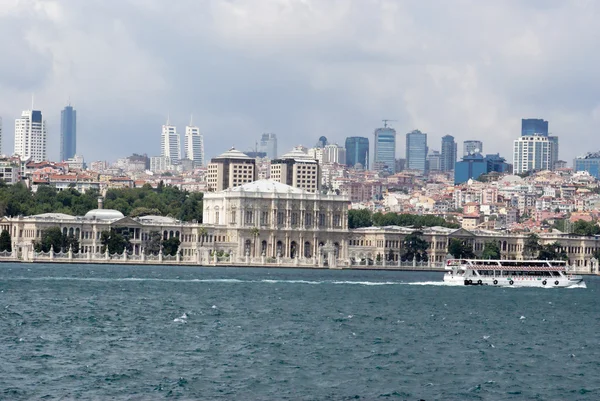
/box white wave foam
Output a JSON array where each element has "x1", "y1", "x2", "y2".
[{"x1": 566, "y1": 282, "x2": 587, "y2": 289}]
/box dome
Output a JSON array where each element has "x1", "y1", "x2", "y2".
[
  {"x1": 214, "y1": 147, "x2": 252, "y2": 160},
  {"x1": 84, "y1": 209, "x2": 125, "y2": 220}
]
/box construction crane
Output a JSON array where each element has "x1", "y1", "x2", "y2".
[{"x1": 382, "y1": 119, "x2": 397, "y2": 128}]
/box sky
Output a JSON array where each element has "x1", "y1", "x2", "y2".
[{"x1": 1, "y1": 0, "x2": 599, "y2": 165}]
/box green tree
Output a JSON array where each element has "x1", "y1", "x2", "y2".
[
  {"x1": 34, "y1": 227, "x2": 65, "y2": 253},
  {"x1": 481, "y1": 241, "x2": 501, "y2": 260},
  {"x1": 100, "y1": 229, "x2": 132, "y2": 254},
  {"x1": 162, "y1": 236, "x2": 181, "y2": 256},
  {"x1": 401, "y1": 231, "x2": 429, "y2": 262},
  {"x1": 143, "y1": 230, "x2": 162, "y2": 255},
  {"x1": 572, "y1": 220, "x2": 600, "y2": 236},
  {"x1": 249, "y1": 227, "x2": 260, "y2": 256},
  {"x1": 538, "y1": 241, "x2": 568, "y2": 260},
  {"x1": 523, "y1": 233, "x2": 541, "y2": 258},
  {"x1": 448, "y1": 238, "x2": 476, "y2": 259},
  {"x1": 0, "y1": 230, "x2": 11, "y2": 252},
  {"x1": 348, "y1": 209, "x2": 373, "y2": 229}
]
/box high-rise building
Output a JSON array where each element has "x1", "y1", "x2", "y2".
[
  {"x1": 271, "y1": 146, "x2": 320, "y2": 193},
  {"x1": 463, "y1": 140, "x2": 483, "y2": 156},
  {"x1": 441, "y1": 135, "x2": 457, "y2": 172},
  {"x1": 207, "y1": 148, "x2": 257, "y2": 191},
  {"x1": 374, "y1": 126, "x2": 397, "y2": 173},
  {"x1": 259, "y1": 133, "x2": 277, "y2": 159},
  {"x1": 184, "y1": 124, "x2": 204, "y2": 167},
  {"x1": 574, "y1": 152, "x2": 600, "y2": 178},
  {"x1": 14, "y1": 110, "x2": 47, "y2": 162},
  {"x1": 316, "y1": 136, "x2": 328, "y2": 148},
  {"x1": 521, "y1": 118, "x2": 548, "y2": 136},
  {"x1": 455, "y1": 153, "x2": 510, "y2": 184},
  {"x1": 548, "y1": 135, "x2": 559, "y2": 169},
  {"x1": 405, "y1": 130, "x2": 428, "y2": 172},
  {"x1": 513, "y1": 135, "x2": 552, "y2": 174},
  {"x1": 60, "y1": 104, "x2": 77, "y2": 161},
  {"x1": 323, "y1": 144, "x2": 346, "y2": 165},
  {"x1": 427, "y1": 150, "x2": 441, "y2": 172},
  {"x1": 345, "y1": 137, "x2": 369, "y2": 169},
  {"x1": 161, "y1": 122, "x2": 180, "y2": 164}
]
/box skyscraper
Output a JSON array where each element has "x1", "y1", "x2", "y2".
[
  {"x1": 345, "y1": 136, "x2": 369, "y2": 169},
  {"x1": 463, "y1": 140, "x2": 483, "y2": 156},
  {"x1": 522, "y1": 119, "x2": 548, "y2": 136},
  {"x1": 14, "y1": 110, "x2": 47, "y2": 162},
  {"x1": 374, "y1": 126, "x2": 396, "y2": 173},
  {"x1": 184, "y1": 124, "x2": 204, "y2": 167},
  {"x1": 441, "y1": 135, "x2": 457, "y2": 172},
  {"x1": 161, "y1": 122, "x2": 180, "y2": 164},
  {"x1": 406, "y1": 130, "x2": 428, "y2": 172},
  {"x1": 60, "y1": 104, "x2": 77, "y2": 161},
  {"x1": 427, "y1": 150, "x2": 441, "y2": 172},
  {"x1": 548, "y1": 135, "x2": 559, "y2": 169},
  {"x1": 513, "y1": 135, "x2": 552, "y2": 174},
  {"x1": 259, "y1": 133, "x2": 278, "y2": 159}
]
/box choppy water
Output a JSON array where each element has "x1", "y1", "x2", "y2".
[{"x1": 0, "y1": 263, "x2": 598, "y2": 400}]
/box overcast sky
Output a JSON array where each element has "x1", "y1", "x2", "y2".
[{"x1": 1, "y1": 0, "x2": 599, "y2": 164}]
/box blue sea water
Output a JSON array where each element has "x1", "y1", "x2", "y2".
[{"x1": 0, "y1": 263, "x2": 598, "y2": 400}]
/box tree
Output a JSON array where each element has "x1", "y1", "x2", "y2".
[
  {"x1": 162, "y1": 236, "x2": 181, "y2": 256},
  {"x1": 572, "y1": 220, "x2": 600, "y2": 236},
  {"x1": 0, "y1": 230, "x2": 11, "y2": 252},
  {"x1": 401, "y1": 231, "x2": 429, "y2": 262},
  {"x1": 197, "y1": 226, "x2": 208, "y2": 246},
  {"x1": 34, "y1": 227, "x2": 68, "y2": 253},
  {"x1": 448, "y1": 238, "x2": 476, "y2": 259},
  {"x1": 538, "y1": 241, "x2": 568, "y2": 260},
  {"x1": 100, "y1": 229, "x2": 131, "y2": 254},
  {"x1": 481, "y1": 241, "x2": 501, "y2": 260},
  {"x1": 348, "y1": 209, "x2": 372, "y2": 229},
  {"x1": 523, "y1": 234, "x2": 541, "y2": 258},
  {"x1": 143, "y1": 230, "x2": 162, "y2": 255}
]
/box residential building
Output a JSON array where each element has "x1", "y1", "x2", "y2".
[
  {"x1": 150, "y1": 156, "x2": 171, "y2": 173},
  {"x1": 406, "y1": 130, "x2": 427, "y2": 173},
  {"x1": 206, "y1": 148, "x2": 257, "y2": 191},
  {"x1": 60, "y1": 104, "x2": 76, "y2": 161},
  {"x1": 0, "y1": 157, "x2": 21, "y2": 184},
  {"x1": 513, "y1": 135, "x2": 552, "y2": 174},
  {"x1": 259, "y1": 133, "x2": 277, "y2": 159},
  {"x1": 441, "y1": 135, "x2": 457, "y2": 172},
  {"x1": 521, "y1": 118, "x2": 548, "y2": 136},
  {"x1": 345, "y1": 137, "x2": 369, "y2": 169},
  {"x1": 14, "y1": 110, "x2": 47, "y2": 162},
  {"x1": 184, "y1": 124, "x2": 204, "y2": 167},
  {"x1": 270, "y1": 147, "x2": 320, "y2": 192},
  {"x1": 161, "y1": 122, "x2": 180, "y2": 164},
  {"x1": 374, "y1": 126, "x2": 397, "y2": 173},
  {"x1": 463, "y1": 140, "x2": 483, "y2": 156}
]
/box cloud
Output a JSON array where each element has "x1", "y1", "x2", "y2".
[{"x1": 0, "y1": 0, "x2": 598, "y2": 163}]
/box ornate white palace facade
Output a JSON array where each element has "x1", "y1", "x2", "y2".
[{"x1": 0, "y1": 179, "x2": 599, "y2": 273}]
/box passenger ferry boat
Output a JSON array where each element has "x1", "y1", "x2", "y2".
[{"x1": 444, "y1": 259, "x2": 584, "y2": 288}]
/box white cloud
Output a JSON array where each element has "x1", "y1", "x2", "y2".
[{"x1": 0, "y1": 0, "x2": 598, "y2": 164}]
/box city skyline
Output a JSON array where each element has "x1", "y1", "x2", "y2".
[{"x1": 1, "y1": 2, "x2": 599, "y2": 163}]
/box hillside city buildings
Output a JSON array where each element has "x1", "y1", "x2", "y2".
[{"x1": 3, "y1": 110, "x2": 600, "y2": 273}]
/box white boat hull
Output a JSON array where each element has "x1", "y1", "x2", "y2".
[{"x1": 444, "y1": 273, "x2": 584, "y2": 288}]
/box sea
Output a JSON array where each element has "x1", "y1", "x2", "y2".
[{"x1": 0, "y1": 263, "x2": 598, "y2": 401}]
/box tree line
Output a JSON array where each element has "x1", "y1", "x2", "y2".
[
  {"x1": 348, "y1": 209, "x2": 460, "y2": 230},
  {"x1": 0, "y1": 182, "x2": 203, "y2": 222}
]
